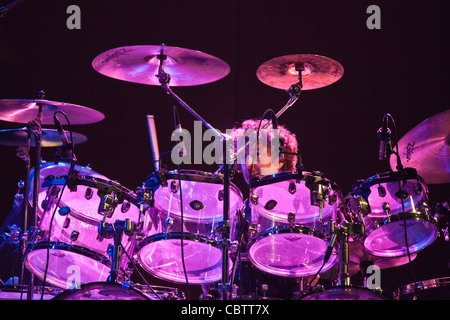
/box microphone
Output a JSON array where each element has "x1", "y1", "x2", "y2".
[
  {"x1": 146, "y1": 115, "x2": 160, "y2": 171},
  {"x1": 377, "y1": 113, "x2": 391, "y2": 161},
  {"x1": 54, "y1": 113, "x2": 71, "y2": 147},
  {"x1": 173, "y1": 105, "x2": 186, "y2": 157}
]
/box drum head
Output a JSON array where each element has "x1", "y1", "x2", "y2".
[
  {"x1": 364, "y1": 213, "x2": 438, "y2": 257},
  {"x1": 24, "y1": 243, "x2": 111, "y2": 289},
  {"x1": 136, "y1": 233, "x2": 232, "y2": 284},
  {"x1": 52, "y1": 282, "x2": 151, "y2": 300},
  {"x1": 153, "y1": 170, "x2": 243, "y2": 221},
  {"x1": 248, "y1": 227, "x2": 338, "y2": 277},
  {"x1": 250, "y1": 171, "x2": 340, "y2": 224}
]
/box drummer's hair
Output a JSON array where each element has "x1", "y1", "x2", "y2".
[{"x1": 230, "y1": 118, "x2": 298, "y2": 171}]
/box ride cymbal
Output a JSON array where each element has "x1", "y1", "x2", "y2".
[
  {"x1": 92, "y1": 45, "x2": 230, "y2": 86},
  {"x1": 390, "y1": 109, "x2": 450, "y2": 184},
  {"x1": 256, "y1": 54, "x2": 344, "y2": 90}
]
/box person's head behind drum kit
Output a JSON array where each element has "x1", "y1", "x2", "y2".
[{"x1": 229, "y1": 118, "x2": 299, "y2": 183}]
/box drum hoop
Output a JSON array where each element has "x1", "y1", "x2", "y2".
[
  {"x1": 136, "y1": 232, "x2": 218, "y2": 252},
  {"x1": 51, "y1": 281, "x2": 150, "y2": 300},
  {"x1": 250, "y1": 170, "x2": 339, "y2": 190},
  {"x1": 355, "y1": 168, "x2": 427, "y2": 194},
  {"x1": 249, "y1": 225, "x2": 326, "y2": 244},
  {"x1": 25, "y1": 241, "x2": 111, "y2": 267},
  {"x1": 395, "y1": 277, "x2": 450, "y2": 298},
  {"x1": 372, "y1": 212, "x2": 437, "y2": 228}
]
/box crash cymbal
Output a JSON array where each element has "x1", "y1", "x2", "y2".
[
  {"x1": 390, "y1": 109, "x2": 450, "y2": 184},
  {"x1": 348, "y1": 240, "x2": 417, "y2": 271},
  {"x1": 92, "y1": 45, "x2": 230, "y2": 86},
  {"x1": 0, "y1": 127, "x2": 87, "y2": 147},
  {"x1": 0, "y1": 99, "x2": 105, "y2": 125},
  {"x1": 256, "y1": 54, "x2": 344, "y2": 90}
]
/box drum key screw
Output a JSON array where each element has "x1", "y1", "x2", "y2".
[{"x1": 58, "y1": 205, "x2": 71, "y2": 216}]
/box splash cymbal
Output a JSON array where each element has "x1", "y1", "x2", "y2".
[
  {"x1": 0, "y1": 127, "x2": 87, "y2": 147},
  {"x1": 92, "y1": 45, "x2": 230, "y2": 86},
  {"x1": 390, "y1": 109, "x2": 450, "y2": 184},
  {"x1": 0, "y1": 99, "x2": 105, "y2": 125},
  {"x1": 256, "y1": 54, "x2": 344, "y2": 90}
]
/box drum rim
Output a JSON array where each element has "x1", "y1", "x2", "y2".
[
  {"x1": 51, "y1": 281, "x2": 150, "y2": 300},
  {"x1": 395, "y1": 277, "x2": 450, "y2": 298},
  {"x1": 250, "y1": 170, "x2": 339, "y2": 189},
  {"x1": 352, "y1": 168, "x2": 428, "y2": 193},
  {"x1": 25, "y1": 241, "x2": 111, "y2": 267},
  {"x1": 369, "y1": 211, "x2": 438, "y2": 229},
  {"x1": 248, "y1": 225, "x2": 326, "y2": 244}
]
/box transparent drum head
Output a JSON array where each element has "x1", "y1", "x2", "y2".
[
  {"x1": 363, "y1": 213, "x2": 438, "y2": 257},
  {"x1": 248, "y1": 226, "x2": 338, "y2": 278},
  {"x1": 24, "y1": 243, "x2": 111, "y2": 289},
  {"x1": 137, "y1": 170, "x2": 241, "y2": 284},
  {"x1": 136, "y1": 233, "x2": 232, "y2": 284},
  {"x1": 250, "y1": 171, "x2": 341, "y2": 224}
]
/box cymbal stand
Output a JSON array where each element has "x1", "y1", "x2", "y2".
[
  {"x1": 155, "y1": 47, "x2": 232, "y2": 298},
  {"x1": 17, "y1": 90, "x2": 45, "y2": 300}
]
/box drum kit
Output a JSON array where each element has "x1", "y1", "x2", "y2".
[{"x1": 0, "y1": 44, "x2": 448, "y2": 301}]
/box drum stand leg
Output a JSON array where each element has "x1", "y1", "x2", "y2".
[{"x1": 337, "y1": 223, "x2": 351, "y2": 286}]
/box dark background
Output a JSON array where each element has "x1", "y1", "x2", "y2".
[{"x1": 0, "y1": 0, "x2": 448, "y2": 300}]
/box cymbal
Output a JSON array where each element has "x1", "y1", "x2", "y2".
[
  {"x1": 256, "y1": 54, "x2": 344, "y2": 90},
  {"x1": 0, "y1": 127, "x2": 87, "y2": 147},
  {"x1": 0, "y1": 99, "x2": 105, "y2": 125},
  {"x1": 92, "y1": 45, "x2": 230, "y2": 86},
  {"x1": 348, "y1": 240, "x2": 417, "y2": 271},
  {"x1": 390, "y1": 109, "x2": 450, "y2": 184}
]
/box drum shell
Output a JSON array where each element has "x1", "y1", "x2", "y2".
[{"x1": 24, "y1": 163, "x2": 141, "y2": 288}]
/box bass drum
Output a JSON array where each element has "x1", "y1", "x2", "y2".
[
  {"x1": 136, "y1": 170, "x2": 243, "y2": 284},
  {"x1": 243, "y1": 171, "x2": 342, "y2": 278},
  {"x1": 25, "y1": 162, "x2": 141, "y2": 289}
]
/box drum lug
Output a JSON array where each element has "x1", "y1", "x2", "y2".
[
  {"x1": 289, "y1": 180, "x2": 296, "y2": 194},
  {"x1": 164, "y1": 217, "x2": 174, "y2": 230},
  {"x1": 250, "y1": 193, "x2": 258, "y2": 205},
  {"x1": 377, "y1": 185, "x2": 386, "y2": 197},
  {"x1": 287, "y1": 212, "x2": 296, "y2": 226},
  {"x1": 382, "y1": 202, "x2": 391, "y2": 214}
]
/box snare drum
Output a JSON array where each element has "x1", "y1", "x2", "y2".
[
  {"x1": 244, "y1": 171, "x2": 342, "y2": 278},
  {"x1": 24, "y1": 162, "x2": 141, "y2": 289},
  {"x1": 348, "y1": 168, "x2": 438, "y2": 257},
  {"x1": 135, "y1": 170, "x2": 243, "y2": 284}
]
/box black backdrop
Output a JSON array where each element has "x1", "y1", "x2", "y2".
[{"x1": 0, "y1": 0, "x2": 448, "y2": 300}]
